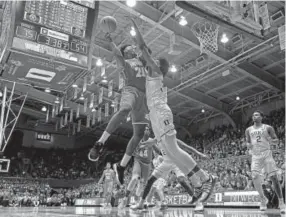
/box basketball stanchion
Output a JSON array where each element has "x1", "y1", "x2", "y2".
[{"x1": 0, "y1": 81, "x2": 28, "y2": 172}]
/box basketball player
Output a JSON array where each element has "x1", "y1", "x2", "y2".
[
  {"x1": 88, "y1": 33, "x2": 149, "y2": 182},
  {"x1": 129, "y1": 19, "x2": 216, "y2": 211},
  {"x1": 131, "y1": 139, "x2": 208, "y2": 211},
  {"x1": 98, "y1": 162, "x2": 116, "y2": 208},
  {"x1": 118, "y1": 126, "x2": 153, "y2": 209},
  {"x1": 245, "y1": 110, "x2": 285, "y2": 213}
]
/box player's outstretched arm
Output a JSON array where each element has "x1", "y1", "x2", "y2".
[
  {"x1": 130, "y1": 19, "x2": 161, "y2": 73},
  {"x1": 245, "y1": 128, "x2": 253, "y2": 150},
  {"x1": 105, "y1": 33, "x2": 125, "y2": 68},
  {"x1": 267, "y1": 125, "x2": 279, "y2": 145},
  {"x1": 176, "y1": 139, "x2": 210, "y2": 160}
]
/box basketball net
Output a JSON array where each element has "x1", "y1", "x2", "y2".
[{"x1": 191, "y1": 21, "x2": 219, "y2": 54}]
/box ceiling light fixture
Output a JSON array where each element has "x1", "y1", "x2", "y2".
[
  {"x1": 236, "y1": 96, "x2": 240, "y2": 101},
  {"x1": 72, "y1": 84, "x2": 78, "y2": 88},
  {"x1": 96, "y1": 58, "x2": 103, "y2": 67},
  {"x1": 221, "y1": 33, "x2": 229, "y2": 43},
  {"x1": 91, "y1": 107, "x2": 96, "y2": 112},
  {"x1": 170, "y1": 65, "x2": 177, "y2": 73},
  {"x1": 55, "y1": 97, "x2": 60, "y2": 104},
  {"x1": 179, "y1": 16, "x2": 188, "y2": 26},
  {"x1": 44, "y1": 88, "x2": 51, "y2": 93},
  {"x1": 41, "y1": 106, "x2": 47, "y2": 112},
  {"x1": 126, "y1": 0, "x2": 136, "y2": 7},
  {"x1": 79, "y1": 94, "x2": 85, "y2": 101},
  {"x1": 130, "y1": 26, "x2": 136, "y2": 36},
  {"x1": 201, "y1": 108, "x2": 205, "y2": 113},
  {"x1": 0, "y1": 91, "x2": 2, "y2": 98}
]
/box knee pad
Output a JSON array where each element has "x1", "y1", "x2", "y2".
[{"x1": 251, "y1": 171, "x2": 260, "y2": 180}]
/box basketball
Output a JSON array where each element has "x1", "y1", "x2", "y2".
[{"x1": 100, "y1": 16, "x2": 117, "y2": 33}]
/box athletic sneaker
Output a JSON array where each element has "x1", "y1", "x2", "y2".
[
  {"x1": 188, "y1": 188, "x2": 202, "y2": 204},
  {"x1": 88, "y1": 141, "x2": 108, "y2": 162},
  {"x1": 118, "y1": 198, "x2": 127, "y2": 209},
  {"x1": 194, "y1": 202, "x2": 204, "y2": 212},
  {"x1": 197, "y1": 175, "x2": 217, "y2": 202},
  {"x1": 113, "y1": 163, "x2": 125, "y2": 185},
  {"x1": 260, "y1": 197, "x2": 268, "y2": 211}
]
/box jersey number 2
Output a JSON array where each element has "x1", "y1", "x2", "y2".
[{"x1": 256, "y1": 136, "x2": 261, "y2": 143}]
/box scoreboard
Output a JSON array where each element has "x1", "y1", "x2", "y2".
[
  {"x1": 0, "y1": 1, "x2": 99, "y2": 91},
  {"x1": 11, "y1": 0, "x2": 97, "y2": 67}
]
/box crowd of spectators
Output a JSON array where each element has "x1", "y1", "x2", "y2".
[{"x1": 0, "y1": 107, "x2": 284, "y2": 207}]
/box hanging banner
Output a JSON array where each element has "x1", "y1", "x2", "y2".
[
  {"x1": 86, "y1": 114, "x2": 90, "y2": 128},
  {"x1": 94, "y1": 95, "x2": 98, "y2": 108},
  {"x1": 60, "y1": 116, "x2": 64, "y2": 128},
  {"x1": 99, "y1": 87, "x2": 103, "y2": 104},
  {"x1": 55, "y1": 105, "x2": 59, "y2": 116},
  {"x1": 89, "y1": 93, "x2": 94, "y2": 109},
  {"x1": 45, "y1": 109, "x2": 49, "y2": 123},
  {"x1": 69, "y1": 109, "x2": 74, "y2": 122},
  {"x1": 73, "y1": 88, "x2": 78, "y2": 99},
  {"x1": 52, "y1": 105, "x2": 55, "y2": 118},
  {"x1": 64, "y1": 112, "x2": 68, "y2": 126},
  {"x1": 92, "y1": 111, "x2": 96, "y2": 126},
  {"x1": 101, "y1": 65, "x2": 106, "y2": 77},
  {"x1": 76, "y1": 104, "x2": 80, "y2": 119},
  {"x1": 98, "y1": 107, "x2": 102, "y2": 122},
  {"x1": 119, "y1": 71, "x2": 125, "y2": 90},
  {"x1": 72, "y1": 123, "x2": 76, "y2": 135},
  {"x1": 258, "y1": 3, "x2": 270, "y2": 30},
  {"x1": 77, "y1": 120, "x2": 81, "y2": 132},
  {"x1": 83, "y1": 77, "x2": 87, "y2": 93},
  {"x1": 114, "y1": 97, "x2": 118, "y2": 113},
  {"x1": 90, "y1": 70, "x2": 95, "y2": 85},
  {"x1": 108, "y1": 80, "x2": 113, "y2": 97},
  {"x1": 84, "y1": 98, "x2": 88, "y2": 113},
  {"x1": 55, "y1": 121, "x2": 59, "y2": 131},
  {"x1": 105, "y1": 103, "x2": 109, "y2": 117},
  {"x1": 278, "y1": 25, "x2": 285, "y2": 50},
  {"x1": 60, "y1": 98, "x2": 64, "y2": 112}
]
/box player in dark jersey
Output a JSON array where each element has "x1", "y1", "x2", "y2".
[
  {"x1": 118, "y1": 126, "x2": 153, "y2": 209},
  {"x1": 98, "y1": 162, "x2": 116, "y2": 208},
  {"x1": 88, "y1": 34, "x2": 149, "y2": 183}
]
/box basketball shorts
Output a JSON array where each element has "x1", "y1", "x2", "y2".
[
  {"x1": 251, "y1": 150, "x2": 278, "y2": 176},
  {"x1": 120, "y1": 86, "x2": 149, "y2": 124},
  {"x1": 149, "y1": 104, "x2": 176, "y2": 141},
  {"x1": 103, "y1": 181, "x2": 114, "y2": 195},
  {"x1": 152, "y1": 159, "x2": 184, "y2": 180},
  {"x1": 133, "y1": 159, "x2": 151, "y2": 182}
]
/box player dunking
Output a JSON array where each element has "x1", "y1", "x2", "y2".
[
  {"x1": 88, "y1": 34, "x2": 149, "y2": 180},
  {"x1": 118, "y1": 126, "x2": 153, "y2": 209},
  {"x1": 245, "y1": 111, "x2": 285, "y2": 213},
  {"x1": 128, "y1": 19, "x2": 216, "y2": 211},
  {"x1": 98, "y1": 162, "x2": 116, "y2": 208}
]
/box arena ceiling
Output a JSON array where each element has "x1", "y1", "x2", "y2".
[{"x1": 1, "y1": 1, "x2": 285, "y2": 139}]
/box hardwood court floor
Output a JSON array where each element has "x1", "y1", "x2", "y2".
[{"x1": 0, "y1": 207, "x2": 283, "y2": 217}]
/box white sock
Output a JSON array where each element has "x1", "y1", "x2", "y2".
[
  {"x1": 120, "y1": 154, "x2": 131, "y2": 167},
  {"x1": 98, "y1": 131, "x2": 110, "y2": 144}
]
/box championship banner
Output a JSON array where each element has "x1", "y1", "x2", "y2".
[
  {"x1": 108, "y1": 80, "x2": 113, "y2": 97},
  {"x1": 105, "y1": 103, "x2": 109, "y2": 117},
  {"x1": 258, "y1": 3, "x2": 270, "y2": 30},
  {"x1": 92, "y1": 111, "x2": 96, "y2": 126},
  {"x1": 119, "y1": 72, "x2": 125, "y2": 90},
  {"x1": 83, "y1": 77, "x2": 87, "y2": 93},
  {"x1": 98, "y1": 107, "x2": 102, "y2": 122},
  {"x1": 114, "y1": 97, "x2": 118, "y2": 113},
  {"x1": 89, "y1": 93, "x2": 94, "y2": 109},
  {"x1": 99, "y1": 87, "x2": 103, "y2": 104},
  {"x1": 86, "y1": 114, "x2": 90, "y2": 128}
]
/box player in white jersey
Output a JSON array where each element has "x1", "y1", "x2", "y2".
[
  {"x1": 130, "y1": 19, "x2": 216, "y2": 211},
  {"x1": 131, "y1": 139, "x2": 209, "y2": 210},
  {"x1": 245, "y1": 110, "x2": 285, "y2": 213}
]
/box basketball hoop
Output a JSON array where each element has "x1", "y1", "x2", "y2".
[{"x1": 191, "y1": 20, "x2": 219, "y2": 54}]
